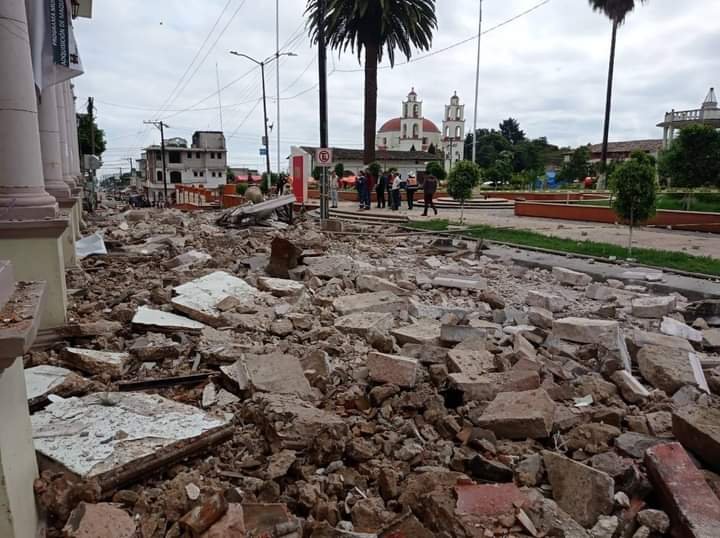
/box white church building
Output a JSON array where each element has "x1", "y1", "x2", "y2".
[{"x1": 376, "y1": 88, "x2": 466, "y2": 171}]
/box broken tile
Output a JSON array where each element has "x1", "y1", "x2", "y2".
[{"x1": 172, "y1": 271, "x2": 260, "y2": 325}]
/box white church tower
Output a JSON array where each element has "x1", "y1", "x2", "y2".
[
  {"x1": 400, "y1": 88, "x2": 424, "y2": 149},
  {"x1": 443, "y1": 92, "x2": 465, "y2": 172}
]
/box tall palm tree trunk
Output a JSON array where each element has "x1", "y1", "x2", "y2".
[
  {"x1": 599, "y1": 20, "x2": 618, "y2": 190},
  {"x1": 363, "y1": 42, "x2": 379, "y2": 165}
]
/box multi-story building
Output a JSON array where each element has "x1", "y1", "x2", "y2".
[{"x1": 142, "y1": 131, "x2": 227, "y2": 202}]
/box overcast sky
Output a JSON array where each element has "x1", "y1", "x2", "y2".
[{"x1": 72, "y1": 0, "x2": 720, "y2": 175}]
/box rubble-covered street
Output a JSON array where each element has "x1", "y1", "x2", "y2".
[{"x1": 26, "y1": 207, "x2": 720, "y2": 537}]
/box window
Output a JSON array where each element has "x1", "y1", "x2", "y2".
[
  {"x1": 412, "y1": 124, "x2": 419, "y2": 138},
  {"x1": 383, "y1": 138, "x2": 387, "y2": 146},
  {"x1": 196, "y1": 152, "x2": 200, "y2": 159},
  {"x1": 413, "y1": 104, "x2": 419, "y2": 118},
  {"x1": 455, "y1": 126, "x2": 461, "y2": 138},
  {"x1": 193, "y1": 171, "x2": 198, "y2": 177},
  {"x1": 200, "y1": 171, "x2": 204, "y2": 177},
  {"x1": 456, "y1": 109, "x2": 461, "y2": 120},
  {"x1": 402, "y1": 125, "x2": 407, "y2": 138},
  {"x1": 187, "y1": 152, "x2": 192, "y2": 159},
  {"x1": 445, "y1": 126, "x2": 450, "y2": 137},
  {"x1": 168, "y1": 151, "x2": 181, "y2": 164},
  {"x1": 170, "y1": 171, "x2": 182, "y2": 184},
  {"x1": 156, "y1": 171, "x2": 163, "y2": 182}
]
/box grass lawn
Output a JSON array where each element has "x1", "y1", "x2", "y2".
[
  {"x1": 568, "y1": 194, "x2": 720, "y2": 213},
  {"x1": 409, "y1": 219, "x2": 720, "y2": 277}
]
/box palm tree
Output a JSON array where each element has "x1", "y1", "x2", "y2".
[
  {"x1": 306, "y1": 0, "x2": 437, "y2": 164},
  {"x1": 589, "y1": 0, "x2": 647, "y2": 188}
]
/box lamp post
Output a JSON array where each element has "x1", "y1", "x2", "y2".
[{"x1": 230, "y1": 51, "x2": 296, "y2": 194}]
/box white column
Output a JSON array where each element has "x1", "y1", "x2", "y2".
[
  {"x1": 0, "y1": 0, "x2": 58, "y2": 220},
  {"x1": 66, "y1": 83, "x2": 82, "y2": 180},
  {"x1": 38, "y1": 86, "x2": 72, "y2": 201},
  {"x1": 56, "y1": 82, "x2": 77, "y2": 190}
]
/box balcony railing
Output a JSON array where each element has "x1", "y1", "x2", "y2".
[{"x1": 664, "y1": 108, "x2": 720, "y2": 123}]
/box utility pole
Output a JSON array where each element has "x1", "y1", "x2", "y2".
[
  {"x1": 318, "y1": 0, "x2": 329, "y2": 221},
  {"x1": 88, "y1": 97, "x2": 96, "y2": 210},
  {"x1": 275, "y1": 0, "x2": 281, "y2": 175},
  {"x1": 216, "y1": 62, "x2": 224, "y2": 132},
  {"x1": 472, "y1": 0, "x2": 483, "y2": 165},
  {"x1": 144, "y1": 120, "x2": 169, "y2": 204}
]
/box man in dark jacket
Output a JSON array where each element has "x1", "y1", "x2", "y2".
[
  {"x1": 422, "y1": 175, "x2": 438, "y2": 216},
  {"x1": 376, "y1": 173, "x2": 388, "y2": 208}
]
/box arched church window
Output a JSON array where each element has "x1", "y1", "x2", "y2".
[
  {"x1": 403, "y1": 125, "x2": 407, "y2": 138},
  {"x1": 412, "y1": 124, "x2": 419, "y2": 138},
  {"x1": 413, "y1": 104, "x2": 419, "y2": 118},
  {"x1": 445, "y1": 126, "x2": 450, "y2": 137},
  {"x1": 455, "y1": 126, "x2": 461, "y2": 138}
]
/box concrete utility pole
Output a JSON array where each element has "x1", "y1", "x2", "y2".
[
  {"x1": 317, "y1": 0, "x2": 330, "y2": 221},
  {"x1": 275, "y1": 0, "x2": 281, "y2": 175},
  {"x1": 144, "y1": 120, "x2": 169, "y2": 203},
  {"x1": 230, "y1": 50, "x2": 296, "y2": 193},
  {"x1": 472, "y1": 0, "x2": 483, "y2": 165},
  {"x1": 88, "y1": 97, "x2": 97, "y2": 210}
]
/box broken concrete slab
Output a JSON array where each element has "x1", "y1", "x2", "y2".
[
  {"x1": 645, "y1": 442, "x2": 720, "y2": 538},
  {"x1": 553, "y1": 266, "x2": 593, "y2": 287},
  {"x1": 334, "y1": 312, "x2": 395, "y2": 336},
  {"x1": 475, "y1": 389, "x2": 555, "y2": 439},
  {"x1": 431, "y1": 274, "x2": 487, "y2": 291},
  {"x1": 449, "y1": 370, "x2": 540, "y2": 402},
  {"x1": 672, "y1": 406, "x2": 720, "y2": 472},
  {"x1": 24, "y1": 365, "x2": 91, "y2": 410},
  {"x1": 610, "y1": 370, "x2": 650, "y2": 404},
  {"x1": 166, "y1": 249, "x2": 211, "y2": 269},
  {"x1": 526, "y1": 290, "x2": 567, "y2": 313},
  {"x1": 357, "y1": 274, "x2": 410, "y2": 296},
  {"x1": 62, "y1": 502, "x2": 136, "y2": 538},
  {"x1": 172, "y1": 271, "x2": 260, "y2": 325},
  {"x1": 390, "y1": 319, "x2": 441, "y2": 345},
  {"x1": 128, "y1": 332, "x2": 180, "y2": 361},
  {"x1": 31, "y1": 392, "x2": 232, "y2": 492},
  {"x1": 703, "y1": 328, "x2": 720, "y2": 350},
  {"x1": 585, "y1": 283, "x2": 618, "y2": 302},
  {"x1": 454, "y1": 482, "x2": 528, "y2": 517},
  {"x1": 637, "y1": 345, "x2": 709, "y2": 394},
  {"x1": 132, "y1": 306, "x2": 205, "y2": 334},
  {"x1": 333, "y1": 292, "x2": 406, "y2": 317},
  {"x1": 63, "y1": 347, "x2": 132, "y2": 380},
  {"x1": 661, "y1": 316, "x2": 703, "y2": 343},
  {"x1": 257, "y1": 277, "x2": 305, "y2": 297},
  {"x1": 440, "y1": 324, "x2": 495, "y2": 345},
  {"x1": 632, "y1": 296, "x2": 677, "y2": 319},
  {"x1": 633, "y1": 329, "x2": 694, "y2": 352},
  {"x1": 552, "y1": 318, "x2": 620, "y2": 345},
  {"x1": 615, "y1": 432, "x2": 667, "y2": 459},
  {"x1": 367, "y1": 352, "x2": 418, "y2": 388},
  {"x1": 266, "y1": 237, "x2": 303, "y2": 278},
  {"x1": 221, "y1": 353, "x2": 314, "y2": 399},
  {"x1": 304, "y1": 255, "x2": 357, "y2": 280},
  {"x1": 447, "y1": 348, "x2": 495, "y2": 376},
  {"x1": 543, "y1": 450, "x2": 614, "y2": 528},
  {"x1": 527, "y1": 306, "x2": 554, "y2": 329}
]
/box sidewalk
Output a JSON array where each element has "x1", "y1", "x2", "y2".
[{"x1": 334, "y1": 201, "x2": 720, "y2": 260}]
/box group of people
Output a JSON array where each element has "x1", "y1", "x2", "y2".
[{"x1": 328, "y1": 170, "x2": 438, "y2": 216}]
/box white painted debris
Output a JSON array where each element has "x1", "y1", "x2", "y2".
[
  {"x1": 660, "y1": 317, "x2": 703, "y2": 343},
  {"x1": 31, "y1": 392, "x2": 230, "y2": 480},
  {"x1": 257, "y1": 277, "x2": 305, "y2": 297},
  {"x1": 75, "y1": 233, "x2": 107, "y2": 259},
  {"x1": 172, "y1": 271, "x2": 260, "y2": 324},
  {"x1": 167, "y1": 250, "x2": 212, "y2": 269},
  {"x1": 25, "y1": 365, "x2": 83, "y2": 402},
  {"x1": 132, "y1": 306, "x2": 206, "y2": 332}
]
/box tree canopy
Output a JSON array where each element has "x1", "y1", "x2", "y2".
[
  {"x1": 658, "y1": 124, "x2": 720, "y2": 189},
  {"x1": 76, "y1": 113, "x2": 106, "y2": 158},
  {"x1": 425, "y1": 161, "x2": 446, "y2": 181},
  {"x1": 557, "y1": 146, "x2": 592, "y2": 183},
  {"x1": 447, "y1": 160, "x2": 481, "y2": 205},
  {"x1": 611, "y1": 152, "x2": 657, "y2": 253},
  {"x1": 589, "y1": 0, "x2": 647, "y2": 25},
  {"x1": 499, "y1": 118, "x2": 526, "y2": 145}
]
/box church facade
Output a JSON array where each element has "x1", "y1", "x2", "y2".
[{"x1": 376, "y1": 88, "x2": 466, "y2": 171}]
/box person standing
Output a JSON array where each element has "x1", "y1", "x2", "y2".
[
  {"x1": 365, "y1": 170, "x2": 375, "y2": 209},
  {"x1": 376, "y1": 172, "x2": 387, "y2": 208},
  {"x1": 329, "y1": 171, "x2": 339, "y2": 208},
  {"x1": 422, "y1": 174, "x2": 438, "y2": 216},
  {"x1": 356, "y1": 172, "x2": 367, "y2": 210},
  {"x1": 391, "y1": 173, "x2": 401, "y2": 210},
  {"x1": 406, "y1": 173, "x2": 418, "y2": 210}
]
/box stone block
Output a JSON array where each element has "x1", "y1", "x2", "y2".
[
  {"x1": 615, "y1": 432, "x2": 666, "y2": 459},
  {"x1": 447, "y1": 348, "x2": 495, "y2": 376},
  {"x1": 527, "y1": 306, "x2": 554, "y2": 329},
  {"x1": 391, "y1": 319, "x2": 441, "y2": 345},
  {"x1": 357, "y1": 274, "x2": 409, "y2": 296},
  {"x1": 637, "y1": 345, "x2": 709, "y2": 394},
  {"x1": 63, "y1": 347, "x2": 131, "y2": 380},
  {"x1": 645, "y1": 442, "x2": 720, "y2": 538},
  {"x1": 526, "y1": 290, "x2": 567, "y2": 313},
  {"x1": 585, "y1": 283, "x2": 618, "y2": 302},
  {"x1": 633, "y1": 329, "x2": 693, "y2": 352},
  {"x1": 610, "y1": 370, "x2": 650, "y2": 404},
  {"x1": 660, "y1": 317, "x2": 703, "y2": 343},
  {"x1": 552, "y1": 318, "x2": 620, "y2": 345},
  {"x1": 367, "y1": 352, "x2": 418, "y2": 388},
  {"x1": 408, "y1": 299, "x2": 471, "y2": 321},
  {"x1": 454, "y1": 483, "x2": 527, "y2": 517},
  {"x1": 553, "y1": 266, "x2": 593, "y2": 287},
  {"x1": 334, "y1": 312, "x2": 395, "y2": 336},
  {"x1": 304, "y1": 255, "x2": 357, "y2": 279},
  {"x1": 543, "y1": 450, "x2": 614, "y2": 528},
  {"x1": 220, "y1": 353, "x2": 314, "y2": 399},
  {"x1": 431, "y1": 274, "x2": 487, "y2": 291},
  {"x1": 476, "y1": 389, "x2": 555, "y2": 439},
  {"x1": 440, "y1": 324, "x2": 492, "y2": 345},
  {"x1": 333, "y1": 292, "x2": 406, "y2": 316},
  {"x1": 632, "y1": 296, "x2": 677, "y2": 319},
  {"x1": 672, "y1": 406, "x2": 720, "y2": 472},
  {"x1": 256, "y1": 277, "x2": 305, "y2": 297},
  {"x1": 703, "y1": 328, "x2": 720, "y2": 350},
  {"x1": 449, "y1": 370, "x2": 540, "y2": 402},
  {"x1": 63, "y1": 502, "x2": 136, "y2": 538},
  {"x1": 266, "y1": 237, "x2": 303, "y2": 278}
]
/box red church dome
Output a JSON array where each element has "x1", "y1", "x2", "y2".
[{"x1": 378, "y1": 117, "x2": 441, "y2": 134}]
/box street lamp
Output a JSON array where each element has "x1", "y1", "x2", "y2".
[{"x1": 230, "y1": 50, "x2": 297, "y2": 194}]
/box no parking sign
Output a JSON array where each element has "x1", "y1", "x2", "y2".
[{"x1": 315, "y1": 148, "x2": 333, "y2": 167}]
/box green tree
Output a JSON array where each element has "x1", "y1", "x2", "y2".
[
  {"x1": 499, "y1": 117, "x2": 526, "y2": 145},
  {"x1": 447, "y1": 160, "x2": 481, "y2": 223},
  {"x1": 334, "y1": 162, "x2": 345, "y2": 178},
  {"x1": 76, "y1": 113, "x2": 106, "y2": 158},
  {"x1": 558, "y1": 146, "x2": 591, "y2": 184},
  {"x1": 464, "y1": 129, "x2": 512, "y2": 168},
  {"x1": 306, "y1": 0, "x2": 437, "y2": 164},
  {"x1": 368, "y1": 161, "x2": 382, "y2": 178},
  {"x1": 658, "y1": 124, "x2": 720, "y2": 189},
  {"x1": 589, "y1": 0, "x2": 647, "y2": 186},
  {"x1": 426, "y1": 161, "x2": 446, "y2": 180},
  {"x1": 611, "y1": 155, "x2": 656, "y2": 256}
]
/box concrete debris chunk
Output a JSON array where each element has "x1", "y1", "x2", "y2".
[
  {"x1": 526, "y1": 290, "x2": 567, "y2": 313},
  {"x1": 390, "y1": 319, "x2": 441, "y2": 345},
  {"x1": 357, "y1": 274, "x2": 410, "y2": 296},
  {"x1": 266, "y1": 237, "x2": 303, "y2": 278},
  {"x1": 62, "y1": 502, "x2": 136, "y2": 538},
  {"x1": 304, "y1": 255, "x2": 357, "y2": 279},
  {"x1": 449, "y1": 370, "x2": 540, "y2": 402},
  {"x1": 672, "y1": 406, "x2": 720, "y2": 472},
  {"x1": 703, "y1": 328, "x2": 720, "y2": 349},
  {"x1": 367, "y1": 352, "x2": 418, "y2": 388},
  {"x1": 447, "y1": 348, "x2": 495, "y2": 376},
  {"x1": 585, "y1": 283, "x2": 618, "y2": 302},
  {"x1": 63, "y1": 347, "x2": 131, "y2": 380},
  {"x1": 333, "y1": 291, "x2": 406, "y2": 316},
  {"x1": 633, "y1": 329, "x2": 693, "y2": 352},
  {"x1": 257, "y1": 276, "x2": 305, "y2": 297},
  {"x1": 610, "y1": 369, "x2": 650, "y2": 404},
  {"x1": 527, "y1": 306, "x2": 554, "y2": 329},
  {"x1": 660, "y1": 316, "x2": 703, "y2": 343},
  {"x1": 631, "y1": 296, "x2": 677, "y2": 318},
  {"x1": 431, "y1": 274, "x2": 487, "y2": 291},
  {"x1": 440, "y1": 324, "x2": 495, "y2": 345},
  {"x1": 221, "y1": 353, "x2": 314, "y2": 399},
  {"x1": 645, "y1": 442, "x2": 720, "y2": 538},
  {"x1": 553, "y1": 266, "x2": 593, "y2": 287},
  {"x1": 132, "y1": 306, "x2": 205, "y2": 333},
  {"x1": 334, "y1": 312, "x2": 395, "y2": 336},
  {"x1": 31, "y1": 392, "x2": 231, "y2": 492},
  {"x1": 166, "y1": 249, "x2": 211, "y2": 269},
  {"x1": 24, "y1": 365, "x2": 91, "y2": 408},
  {"x1": 543, "y1": 450, "x2": 615, "y2": 528},
  {"x1": 476, "y1": 389, "x2": 555, "y2": 439},
  {"x1": 637, "y1": 344, "x2": 709, "y2": 394},
  {"x1": 552, "y1": 317, "x2": 620, "y2": 345},
  {"x1": 172, "y1": 271, "x2": 260, "y2": 325}
]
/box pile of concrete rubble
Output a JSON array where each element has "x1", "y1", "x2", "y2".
[{"x1": 26, "y1": 208, "x2": 720, "y2": 537}]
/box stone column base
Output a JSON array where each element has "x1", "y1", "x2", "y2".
[
  {"x1": 0, "y1": 218, "x2": 69, "y2": 329},
  {"x1": 0, "y1": 359, "x2": 40, "y2": 538},
  {"x1": 58, "y1": 200, "x2": 78, "y2": 267}
]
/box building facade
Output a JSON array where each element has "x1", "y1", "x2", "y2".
[
  {"x1": 142, "y1": 131, "x2": 228, "y2": 202},
  {"x1": 442, "y1": 92, "x2": 465, "y2": 172},
  {"x1": 657, "y1": 87, "x2": 720, "y2": 149}
]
